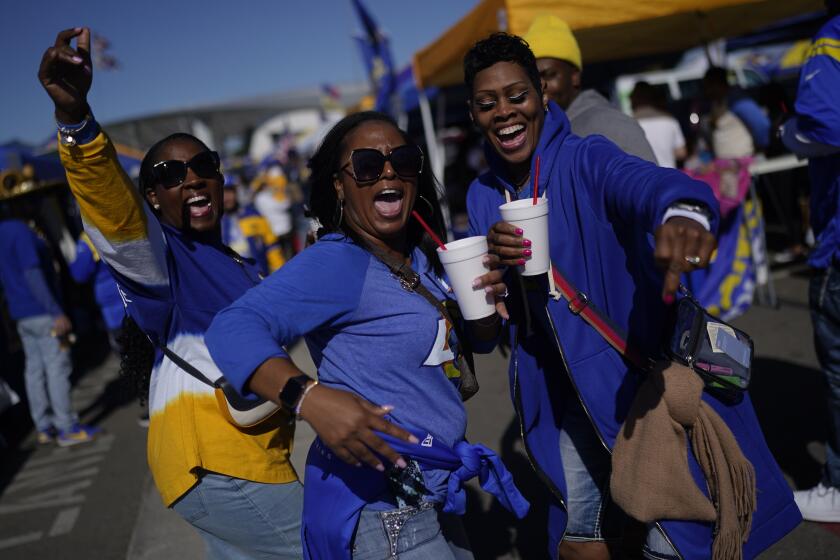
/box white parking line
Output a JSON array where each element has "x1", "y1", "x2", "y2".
[
  {"x1": 0, "y1": 531, "x2": 44, "y2": 550},
  {"x1": 48, "y1": 507, "x2": 81, "y2": 537}
]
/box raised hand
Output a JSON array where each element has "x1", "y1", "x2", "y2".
[
  {"x1": 654, "y1": 216, "x2": 717, "y2": 303},
  {"x1": 38, "y1": 27, "x2": 92, "y2": 123}
]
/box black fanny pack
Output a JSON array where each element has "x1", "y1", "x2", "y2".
[{"x1": 666, "y1": 292, "x2": 753, "y2": 401}]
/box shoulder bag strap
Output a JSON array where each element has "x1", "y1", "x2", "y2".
[
  {"x1": 549, "y1": 262, "x2": 649, "y2": 371},
  {"x1": 156, "y1": 343, "x2": 220, "y2": 388},
  {"x1": 154, "y1": 339, "x2": 270, "y2": 411}
]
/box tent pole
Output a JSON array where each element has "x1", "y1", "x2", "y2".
[{"x1": 418, "y1": 88, "x2": 452, "y2": 238}]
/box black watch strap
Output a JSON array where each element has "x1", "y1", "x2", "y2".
[{"x1": 278, "y1": 375, "x2": 312, "y2": 412}]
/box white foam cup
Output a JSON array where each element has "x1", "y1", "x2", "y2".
[
  {"x1": 437, "y1": 236, "x2": 495, "y2": 320},
  {"x1": 498, "y1": 198, "x2": 550, "y2": 276}
]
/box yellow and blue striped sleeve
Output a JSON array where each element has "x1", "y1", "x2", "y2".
[{"x1": 59, "y1": 131, "x2": 169, "y2": 288}]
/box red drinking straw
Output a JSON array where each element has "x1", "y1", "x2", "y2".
[
  {"x1": 411, "y1": 210, "x2": 447, "y2": 250},
  {"x1": 532, "y1": 155, "x2": 541, "y2": 205}
]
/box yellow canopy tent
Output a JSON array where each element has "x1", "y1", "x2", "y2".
[{"x1": 412, "y1": 0, "x2": 824, "y2": 89}]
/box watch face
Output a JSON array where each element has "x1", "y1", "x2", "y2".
[{"x1": 280, "y1": 376, "x2": 308, "y2": 409}]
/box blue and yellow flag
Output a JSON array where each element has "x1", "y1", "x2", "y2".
[
  {"x1": 351, "y1": 0, "x2": 396, "y2": 114},
  {"x1": 684, "y1": 198, "x2": 766, "y2": 321}
]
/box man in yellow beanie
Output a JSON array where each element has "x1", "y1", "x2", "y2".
[{"x1": 524, "y1": 14, "x2": 656, "y2": 163}]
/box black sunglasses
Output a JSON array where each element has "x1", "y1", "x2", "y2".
[
  {"x1": 151, "y1": 151, "x2": 221, "y2": 189},
  {"x1": 341, "y1": 145, "x2": 424, "y2": 183}
]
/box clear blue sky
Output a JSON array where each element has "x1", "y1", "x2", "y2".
[{"x1": 2, "y1": 0, "x2": 477, "y2": 145}]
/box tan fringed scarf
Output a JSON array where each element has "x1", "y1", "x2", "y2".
[{"x1": 610, "y1": 362, "x2": 756, "y2": 560}]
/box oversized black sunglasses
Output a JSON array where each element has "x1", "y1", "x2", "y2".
[
  {"x1": 341, "y1": 145, "x2": 424, "y2": 183},
  {"x1": 151, "y1": 151, "x2": 221, "y2": 189}
]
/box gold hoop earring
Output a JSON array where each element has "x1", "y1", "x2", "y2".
[
  {"x1": 415, "y1": 194, "x2": 435, "y2": 217},
  {"x1": 334, "y1": 199, "x2": 344, "y2": 227}
]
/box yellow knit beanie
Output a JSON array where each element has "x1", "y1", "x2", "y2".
[{"x1": 523, "y1": 14, "x2": 582, "y2": 70}]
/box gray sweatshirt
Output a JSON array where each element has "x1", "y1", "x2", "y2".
[{"x1": 566, "y1": 89, "x2": 658, "y2": 164}]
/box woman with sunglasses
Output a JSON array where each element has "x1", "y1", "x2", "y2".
[
  {"x1": 39, "y1": 28, "x2": 418, "y2": 559},
  {"x1": 206, "y1": 111, "x2": 527, "y2": 559},
  {"x1": 463, "y1": 33, "x2": 800, "y2": 560}
]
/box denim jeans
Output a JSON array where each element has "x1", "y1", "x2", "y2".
[
  {"x1": 559, "y1": 391, "x2": 679, "y2": 559},
  {"x1": 16, "y1": 314, "x2": 75, "y2": 433},
  {"x1": 172, "y1": 472, "x2": 303, "y2": 559},
  {"x1": 352, "y1": 503, "x2": 473, "y2": 560},
  {"x1": 810, "y1": 264, "x2": 840, "y2": 488}
]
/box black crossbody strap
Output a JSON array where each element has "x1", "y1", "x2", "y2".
[
  {"x1": 157, "y1": 344, "x2": 220, "y2": 388},
  {"x1": 156, "y1": 342, "x2": 272, "y2": 411}
]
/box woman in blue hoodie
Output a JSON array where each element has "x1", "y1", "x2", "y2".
[{"x1": 464, "y1": 33, "x2": 801, "y2": 560}]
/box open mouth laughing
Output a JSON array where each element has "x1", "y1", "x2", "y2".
[
  {"x1": 186, "y1": 194, "x2": 212, "y2": 219},
  {"x1": 373, "y1": 188, "x2": 404, "y2": 219},
  {"x1": 495, "y1": 123, "x2": 527, "y2": 152}
]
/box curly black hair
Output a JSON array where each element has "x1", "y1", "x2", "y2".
[
  {"x1": 306, "y1": 111, "x2": 446, "y2": 276},
  {"x1": 117, "y1": 315, "x2": 154, "y2": 406},
  {"x1": 463, "y1": 32, "x2": 542, "y2": 95}
]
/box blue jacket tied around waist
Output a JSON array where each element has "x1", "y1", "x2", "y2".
[
  {"x1": 467, "y1": 102, "x2": 801, "y2": 559},
  {"x1": 301, "y1": 425, "x2": 529, "y2": 560}
]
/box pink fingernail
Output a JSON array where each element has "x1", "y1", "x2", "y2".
[
  {"x1": 375, "y1": 464, "x2": 385, "y2": 472},
  {"x1": 396, "y1": 458, "x2": 408, "y2": 469},
  {"x1": 72, "y1": 56, "x2": 83, "y2": 63},
  {"x1": 515, "y1": 228, "x2": 523, "y2": 235},
  {"x1": 523, "y1": 239, "x2": 532, "y2": 247},
  {"x1": 380, "y1": 405, "x2": 394, "y2": 412},
  {"x1": 409, "y1": 435, "x2": 420, "y2": 444},
  {"x1": 472, "y1": 279, "x2": 481, "y2": 288},
  {"x1": 523, "y1": 249, "x2": 532, "y2": 257},
  {"x1": 485, "y1": 286, "x2": 494, "y2": 294},
  {"x1": 518, "y1": 259, "x2": 527, "y2": 265}
]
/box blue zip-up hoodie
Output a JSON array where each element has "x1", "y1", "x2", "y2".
[{"x1": 467, "y1": 103, "x2": 800, "y2": 559}]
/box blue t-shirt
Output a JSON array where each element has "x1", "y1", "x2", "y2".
[
  {"x1": 0, "y1": 219, "x2": 61, "y2": 320},
  {"x1": 207, "y1": 234, "x2": 468, "y2": 500}
]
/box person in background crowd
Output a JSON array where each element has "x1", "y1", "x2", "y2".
[
  {"x1": 206, "y1": 111, "x2": 525, "y2": 559},
  {"x1": 631, "y1": 81, "x2": 687, "y2": 169},
  {"x1": 252, "y1": 156, "x2": 301, "y2": 262},
  {"x1": 0, "y1": 214, "x2": 98, "y2": 447},
  {"x1": 68, "y1": 231, "x2": 125, "y2": 352},
  {"x1": 464, "y1": 32, "x2": 800, "y2": 560},
  {"x1": 782, "y1": 0, "x2": 840, "y2": 524},
  {"x1": 701, "y1": 66, "x2": 771, "y2": 158},
  {"x1": 522, "y1": 14, "x2": 657, "y2": 163},
  {"x1": 40, "y1": 27, "x2": 305, "y2": 558},
  {"x1": 221, "y1": 174, "x2": 285, "y2": 275}
]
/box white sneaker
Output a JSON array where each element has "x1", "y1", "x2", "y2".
[{"x1": 794, "y1": 483, "x2": 840, "y2": 522}]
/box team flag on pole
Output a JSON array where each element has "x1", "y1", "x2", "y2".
[
  {"x1": 93, "y1": 33, "x2": 120, "y2": 71},
  {"x1": 350, "y1": 0, "x2": 396, "y2": 114}
]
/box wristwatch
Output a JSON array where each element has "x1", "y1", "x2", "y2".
[{"x1": 278, "y1": 375, "x2": 313, "y2": 413}]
